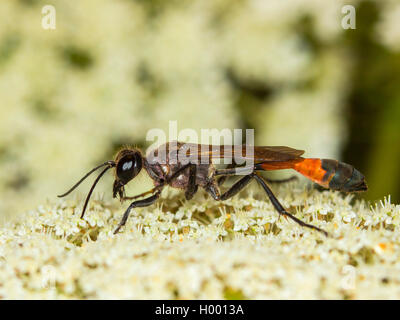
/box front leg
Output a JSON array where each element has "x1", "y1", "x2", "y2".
[
  {"x1": 120, "y1": 187, "x2": 161, "y2": 202},
  {"x1": 114, "y1": 190, "x2": 161, "y2": 234}
]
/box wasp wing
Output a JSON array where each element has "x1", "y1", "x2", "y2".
[{"x1": 155, "y1": 142, "x2": 304, "y2": 163}]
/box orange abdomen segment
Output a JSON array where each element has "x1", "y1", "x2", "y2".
[{"x1": 292, "y1": 159, "x2": 332, "y2": 188}]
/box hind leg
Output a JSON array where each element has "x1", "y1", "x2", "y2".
[
  {"x1": 264, "y1": 176, "x2": 298, "y2": 184},
  {"x1": 252, "y1": 174, "x2": 328, "y2": 236},
  {"x1": 209, "y1": 172, "x2": 328, "y2": 236}
]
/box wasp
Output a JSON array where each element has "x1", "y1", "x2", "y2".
[{"x1": 58, "y1": 142, "x2": 367, "y2": 236}]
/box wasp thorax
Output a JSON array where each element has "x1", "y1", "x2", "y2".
[{"x1": 114, "y1": 149, "x2": 143, "y2": 185}]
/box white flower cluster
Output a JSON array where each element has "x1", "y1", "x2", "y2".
[{"x1": 0, "y1": 182, "x2": 399, "y2": 299}]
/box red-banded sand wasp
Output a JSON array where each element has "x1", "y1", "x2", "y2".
[{"x1": 58, "y1": 141, "x2": 367, "y2": 236}]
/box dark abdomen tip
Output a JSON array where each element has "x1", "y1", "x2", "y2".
[
  {"x1": 322, "y1": 159, "x2": 368, "y2": 192},
  {"x1": 341, "y1": 167, "x2": 368, "y2": 192}
]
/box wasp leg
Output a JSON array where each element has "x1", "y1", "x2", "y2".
[
  {"x1": 217, "y1": 162, "x2": 238, "y2": 186},
  {"x1": 220, "y1": 175, "x2": 254, "y2": 200},
  {"x1": 216, "y1": 168, "x2": 297, "y2": 185},
  {"x1": 210, "y1": 171, "x2": 328, "y2": 236},
  {"x1": 120, "y1": 187, "x2": 161, "y2": 202},
  {"x1": 206, "y1": 174, "x2": 253, "y2": 201},
  {"x1": 264, "y1": 176, "x2": 298, "y2": 184},
  {"x1": 114, "y1": 191, "x2": 161, "y2": 234},
  {"x1": 212, "y1": 165, "x2": 255, "y2": 200},
  {"x1": 217, "y1": 176, "x2": 228, "y2": 186},
  {"x1": 185, "y1": 164, "x2": 198, "y2": 200},
  {"x1": 252, "y1": 174, "x2": 328, "y2": 237},
  {"x1": 217, "y1": 173, "x2": 230, "y2": 187}
]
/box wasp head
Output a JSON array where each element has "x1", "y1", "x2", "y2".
[{"x1": 113, "y1": 148, "x2": 143, "y2": 199}]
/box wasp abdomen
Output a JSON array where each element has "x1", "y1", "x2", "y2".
[
  {"x1": 292, "y1": 158, "x2": 367, "y2": 192},
  {"x1": 321, "y1": 159, "x2": 368, "y2": 192}
]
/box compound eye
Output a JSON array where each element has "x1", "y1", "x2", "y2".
[
  {"x1": 122, "y1": 161, "x2": 133, "y2": 171},
  {"x1": 116, "y1": 153, "x2": 142, "y2": 184}
]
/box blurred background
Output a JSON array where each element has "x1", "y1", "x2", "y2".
[{"x1": 0, "y1": 0, "x2": 399, "y2": 220}]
